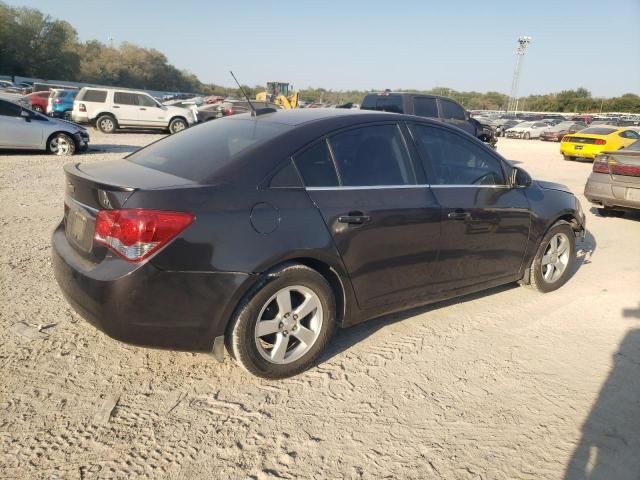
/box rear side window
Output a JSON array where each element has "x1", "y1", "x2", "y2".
[
  {"x1": 294, "y1": 140, "x2": 339, "y2": 187},
  {"x1": 127, "y1": 118, "x2": 291, "y2": 182},
  {"x1": 620, "y1": 130, "x2": 640, "y2": 139},
  {"x1": 413, "y1": 97, "x2": 438, "y2": 118},
  {"x1": 360, "y1": 94, "x2": 404, "y2": 114},
  {"x1": 440, "y1": 99, "x2": 465, "y2": 120},
  {"x1": 114, "y1": 92, "x2": 138, "y2": 105},
  {"x1": 81, "y1": 89, "x2": 107, "y2": 103},
  {"x1": 411, "y1": 124, "x2": 505, "y2": 186},
  {"x1": 329, "y1": 124, "x2": 415, "y2": 186}
]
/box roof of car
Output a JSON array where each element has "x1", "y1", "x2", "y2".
[{"x1": 234, "y1": 107, "x2": 399, "y2": 126}]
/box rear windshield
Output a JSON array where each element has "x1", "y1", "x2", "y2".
[
  {"x1": 626, "y1": 140, "x2": 640, "y2": 151},
  {"x1": 52, "y1": 90, "x2": 74, "y2": 99},
  {"x1": 580, "y1": 127, "x2": 617, "y2": 135},
  {"x1": 360, "y1": 94, "x2": 404, "y2": 114},
  {"x1": 127, "y1": 117, "x2": 291, "y2": 182}
]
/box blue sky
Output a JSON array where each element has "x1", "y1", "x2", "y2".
[{"x1": 8, "y1": 0, "x2": 640, "y2": 96}]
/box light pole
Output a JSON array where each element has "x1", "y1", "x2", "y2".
[{"x1": 507, "y1": 36, "x2": 532, "y2": 115}]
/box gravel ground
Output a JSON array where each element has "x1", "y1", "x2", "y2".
[{"x1": 1, "y1": 130, "x2": 639, "y2": 480}]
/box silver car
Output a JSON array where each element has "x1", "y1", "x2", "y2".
[
  {"x1": 584, "y1": 140, "x2": 640, "y2": 217},
  {"x1": 0, "y1": 98, "x2": 89, "y2": 156}
]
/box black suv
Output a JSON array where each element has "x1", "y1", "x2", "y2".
[{"x1": 361, "y1": 92, "x2": 497, "y2": 148}]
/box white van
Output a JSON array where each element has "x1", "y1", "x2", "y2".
[{"x1": 71, "y1": 87, "x2": 196, "y2": 134}]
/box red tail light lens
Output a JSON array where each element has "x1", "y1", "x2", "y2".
[
  {"x1": 79, "y1": 103, "x2": 86, "y2": 112},
  {"x1": 94, "y1": 209, "x2": 194, "y2": 262},
  {"x1": 224, "y1": 108, "x2": 234, "y2": 115},
  {"x1": 54, "y1": 98, "x2": 62, "y2": 104},
  {"x1": 594, "y1": 139, "x2": 606, "y2": 145},
  {"x1": 592, "y1": 156, "x2": 610, "y2": 174}
]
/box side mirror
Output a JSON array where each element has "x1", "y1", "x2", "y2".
[
  {"x1": 511, "y1": 166, "x2": 532, "y2": 188},
  {"x1": 465, "y1": 111, "x2": 470, "y2": 121},
  {"x1": 20, "y1": 110, "x2": 31, "y2": 122}
]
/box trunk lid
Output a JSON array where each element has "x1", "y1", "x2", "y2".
[{"x1": 63, "y1": 159, "x2": 197, "y2": 261}]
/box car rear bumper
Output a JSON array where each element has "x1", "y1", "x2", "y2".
[
  {"x1": 52, "y1": 223, "x2": 255, "y2": 352},
  {"x1": 584, "y1": 173, "x2": 640, "y2": 210},
  {"x1": 561, "y1": 143, "x2": 601, "y2": 159},
  {"x1": 71, "y1": 112, "x2": 89, "y2": 124}
]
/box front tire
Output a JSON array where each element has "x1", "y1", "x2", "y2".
[
  {"x1": 523, "y1": 132, "x2": 530, "y2": 140},
  {"x1": 97, "y1": 115, "x2": 117, "y2": 134},
  {"x1": 527, "y1": 222, "x2": 576, "y2": 293},
  {"x1": 227, "y1": 263, "x2": 336, "y2": 379},
  {"x1": 169, "y1": 117, "x2": 187, "y2": 134},
  {"x1": 47, "y1": 133, "x2": 76, "y2": 156}
]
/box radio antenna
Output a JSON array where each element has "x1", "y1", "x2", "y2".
[{"x1": 229, "y1": 70, "x2": 257, "y2": 116}]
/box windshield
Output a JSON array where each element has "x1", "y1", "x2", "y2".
[
  {"x1": 553, "y1": 121, "x2": 574, "y2": 130},
  {"x1": 127, "y1": 117, "x2": 292, "y2": 182},
  {"x1": 581, "y1": 127, "x2": 617, "y2": 135},
  {"x1": 515, "y1": 122, "x2": 533, "y2": 128}
]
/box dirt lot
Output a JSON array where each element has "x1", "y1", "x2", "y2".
[{"x1": 1, "y1": 131, "x2": 639, "y2": 480}]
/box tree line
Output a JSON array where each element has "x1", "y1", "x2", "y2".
[{"x1": 1, "y1": 2, "x2": 638, "y2": 113}]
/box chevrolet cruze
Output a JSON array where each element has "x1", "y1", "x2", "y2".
[{"x1": 52, "y1": 109, "x2": 585, "y2": 378}]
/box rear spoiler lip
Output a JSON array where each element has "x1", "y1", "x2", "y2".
[{"x1": 63, "y1": 162, "x2": 136, "y2": 192}]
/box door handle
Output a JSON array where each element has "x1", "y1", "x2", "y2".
[
  {"x1": 447, "y1": 210, "x2": 470, "y2": 220},
  {"x1": 338, "y1": 212, "x2": 371, "y2": 225},
  {"x1": 113, "y1": 105, "x2": 120, "y2": 108},
  {"x1": 140, "y1": 108, "x2": 146, "y2": 110}
]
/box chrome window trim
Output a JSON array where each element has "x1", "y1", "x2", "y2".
[{"x1": 306, "y1": 184, "x2": 511, "y2": 191}]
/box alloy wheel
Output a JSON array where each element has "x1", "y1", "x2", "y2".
[
  {"x1": 541, "y1": 233, "x2": 570, "y2": 283},
  {"x1": 99, "y1": 118, "x2": 114, "y2": 132},
  {"x1": 49, "y1": 136, "x2": 71, "y2": 156},
  {"x1": 254, "y1": 285, "x2": 323, "y2": 364}
]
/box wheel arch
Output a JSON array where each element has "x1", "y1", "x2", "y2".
[{"x1": 45, "y1": 130, "x2": 77, "y2": 150}]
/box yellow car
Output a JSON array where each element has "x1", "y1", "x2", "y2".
[{"x1": 560, "y1": 126, "x2": 640, "y2": 161}]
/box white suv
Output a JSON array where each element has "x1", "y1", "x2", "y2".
[{"x1": 71, "y1": 87, "x2": 196, "y2": 134}]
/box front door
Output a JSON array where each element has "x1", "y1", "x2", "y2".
[
  {"x1": 409, "y1": 123, "x2": 531, "y2": 291},
  {"x1": 112, "y1": 91, "x2": 141, "y2": 126},
  {"x1": 438, "y1": 98, "x2": 475, "y2": 137},
  {"x1": 295, "y1": 124, "x2": 442, "y2": 309},
  {"x1": 0, "y1": 101, "x2": 43, "y2": 148},
  {"x1": 135, "y1": 93, "x2": 165, "y2": 127}
]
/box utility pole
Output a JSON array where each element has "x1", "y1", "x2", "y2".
[{"x1": 507, "y1": 36, "x2": 532, "y2": 115}]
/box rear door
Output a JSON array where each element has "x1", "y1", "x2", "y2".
[
  {"x1": 296, "y1": 123, "x2": 442, "y2": 309},
  {"x1": 112, "y1": 91, "x2": 140, "y2": 125},
  {"x1": 408, "y1": 123, "x2": 531, "y2": 291},
  {"x1": 412, "y1": 96, "x2": 439, "y2": 119}
]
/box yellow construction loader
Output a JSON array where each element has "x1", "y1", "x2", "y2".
[{"x1": 256, "y1": 82, "x2": 299, "y2": 109}]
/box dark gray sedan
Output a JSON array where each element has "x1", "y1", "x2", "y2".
[{"x1": 585, "y1": 139, "x2": 640, "y2": 216}]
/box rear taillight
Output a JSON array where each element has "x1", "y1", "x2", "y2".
[
  {"x1": 54, "y1": 98, "x2": 62, "y2": 104},
  {"x1": 610, "y1": 161, "x2": 640, "y2": 177},
  {"x1": 79, "y1": 103, "x2": 86, "y2": 112},
  {"x1": 594, "y1": 139, "x2": 606, "y2": 145},
  {"x1": 94, "y1": 209, "x2": 194, "y2": 262},
  {"x1": 592, "y1": 156, "x2": 610, "y2": 174},
  {"x1": 224, "y1": 108, "x2": 234, "y2": 115}
]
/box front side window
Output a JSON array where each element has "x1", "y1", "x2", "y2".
[
  {"x1": 0, "y1": 100, "x2": 21, "y2": 117},
  {"x1": 440, "y1": 99, "x2": 465, "y2": 120},
  {"x1": 294, "y1": 140, "x2": 339, "y2": 187},
  {"x1": 413, "y1": 97, "x2": 438, "y2": 118},
  {"x1": 328, "y1": 124, "x2": 415, "y2": 186},
  {"x1": 620, "y1": 130, "x2": 640, "y2": 139},
  {"x1": 137, "y1": 94, "x2": 157, "y2": 107},
  {"x1": 360, "y1": 94, "x2": 404, "y2": 114},
  {"x1": 114, "y1": 92, "x2": 138, "y2": 105},
  {"x1": 411, "y1": 124, "x2": 505, "y2": 186}
]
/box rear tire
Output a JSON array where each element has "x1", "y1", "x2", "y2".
[
  {"x1": 227, "y1": 263, "x2": 336, "y2": 379},
  {"x1": 47, "y1": 133, "x2": 76, "y2": 156},
  {"x1": 523, "y1": 132, "x2": 530, "y2": 140},
  {"x1": 97, "y1": 115, "x2": 117, "y2": 134},
  {"x1": 527, "y1": 222, "x2": 576, "y2": 293}
]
